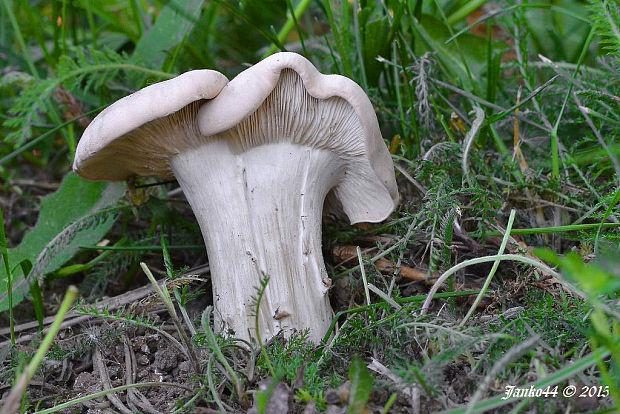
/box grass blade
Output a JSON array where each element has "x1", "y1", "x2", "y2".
[
  {"x1": 133, "y1": 0, "x2": 206, "y2": 69},
  {"x1": 0, "y1": 286, "x2": 78, "y2": 414},
  {"x1": 0, "y1": 211, "x2": 14, "y2": 345},
  {"x1": 460, "y1": 209, "x2": 515, "y2": 326},
  {"x1": 440, "y1": 343, "x2": 616, "y2": 413},
  {"x1": 348, "y1": 356, "x2": 373, "y2": 414},
  {"x1": 263, "y1": 0, "x2": 312, "y2": 58}
]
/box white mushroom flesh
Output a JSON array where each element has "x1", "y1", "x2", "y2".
[
  {"x1": 171, "y1": 141, "x2": 341, "y2": 343},
  {"x1": 170, "y1": 70, "x2": 370, "y2": 343}
]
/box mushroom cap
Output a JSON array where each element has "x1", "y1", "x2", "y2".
[
  {"x1": 197, "y1": 52, "x2": 398, "y2": 224},
  {"x1": 73, "y1": 70, "x2": 228, "y2": 181}
]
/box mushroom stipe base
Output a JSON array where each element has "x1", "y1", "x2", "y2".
[{"x1": 171, "y1": 140, "x2": 343, "y2": 344}]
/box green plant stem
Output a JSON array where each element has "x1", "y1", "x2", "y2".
[
  {"x1": 595, "y1": 188, "x2": 620, "y2": 256},
  {"x1": 322, "y1": 0, "x2": 352, "y2": 77},
  {"x1": 446, "y1": 0, "x2": 488, "y2": 25},
  {"x1": 420, "y1": 254, "x2": 572, "y2": 316},
  {"x1": 28, "y1": 286, "x2": 77, "y2": 378},
  {"x1": 55, "y1": 238, "x2": 127, "y2": 277},
  {"x1": 392, "y1": 43, "x2": 410, "y2": 154},
  {"x1": 479, "y1": 222, "x2": 620, "y2": 237},
  {"x1": 0, "y1": 286, "x2": 78, "y2": 414},
  {"x1": 59, "y1": 63, "x2": 175, "y2": 83},
  {"x1": 284, "y1": 0, "x2": 308, "y2": 56},
  {"x1": 382, "y1": 393, "x2": 398, "y2": 414},
  {"x1": 202, "y1": 307, "x2": 244, "y2": 406},
  {"x1": 432, "y1": 0, "x2": 476, "y2": 90},
  {"x1": 174, "y1": 288, "x2": 197, "y2": 336},
  {"x1": 61, "y1": 0, "x2": 67, "y2": 56},
  {"x1": 0, "y1": 107, "x2": 104, "y2": 166},
  {"x1": 352, "y1": 0, "x2": 368, "y2": 91},
  {"x1": 394, "y1": 37, "x2": 420, "y2": 156},
  {"x1": 28, "y1": 274, "x2": 44, "y2": 332},
  {"x1": 1, "y1": 0, "x2": 39, "y2": 77},
  {"x1": 333, "y1": 218, "x2": 417, "y2": 280},
  {"x1": 253, "y1": 277, "x2": 276, "y2": 377},
  {"x1": 207, "y1": 356, "x2": 227, "y2": 413},
  {"x1": 550, "y1": 29, "x2": 593, "y2": 183},
  {"x1": 550, "y1": 129, "x2": 560, "y2": 181},
  {"x1": 460, "y1": 210, "x2": 515, "y2": 326},
  {"x1": 357, "y1": 246, "x2": 371, "y2": 306},
  {"x1": 262, "y1": 0, "x2": 313, "y2": 58},
  {"x1": 214, "y1": 0, "x2": 283, "y2": 51},
  {"x1": 579, "y1": 106, "x2": 620, "y2": 126},
  {"x1": 485, "y1": 75, "x2": 559, "y2": 126},
  {"x1": 489, "y1": 125, "x2": 510, "y2": 158},
  {"x1": 140, "y1": 262, "x2": 200, "y2": 373},
  {"x1": 173, "y1": 387, "x2": 204, "y2": 414},
  {"x1": 129, "y1": 0, "x2": 143, "y2": 42},
  {"x1": 76, "y1": 307, "x2": 185, "y2": 353},
  {"x1": 79, "y1": 244, "x2": 204, "y2": 251},
  {"x1": 0, "y1": 211, "x2": 14, "y2": 346},
  {"x1": 33, "y1": 382, "x2": 191, "y2": 414},
  {"x1": 83, "y1": 0, "x2": 97, "y2": 48},
  {"x1": 321, "y1": 291, "x2": 479, "y2": 344}
]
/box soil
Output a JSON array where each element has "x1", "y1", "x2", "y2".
[{"x1": 3, "y1": 324, "x2": 196, "y2": 413}]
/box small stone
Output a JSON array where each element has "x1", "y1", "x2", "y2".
[
  {"x1": 302, "y1": 400, "x2": 318, "y2": 414},
  {"x1": 324, "y1": 389, "x2": 340, "y2": 405},
  {"x1": 73, "y1": 372, "x2": 97, "y2": 392},
  {"x1": 146, "y1": 335, "x2": 160, "y2": 352},
  {"x1": 248, "y1": 379, "x2": 291, "y2": 414},
  {"x1": 178, "y1": 361, "x2": 191, "y2": 374},
  {"x1": 132, "y1": 337, "x2": 146, "y2": 352},
  {"x1": 107, "y1": 364, "x2": 122, "y2": 379},
  {"x1": 154, "y1": 348, "x2": 178, "y2": 372},
  {"x1": 325, "y1": 405, "x2": 345, "y2": 414},
  {"x1": 136, "y1": 353, "x2": 150, "y2": 366}
]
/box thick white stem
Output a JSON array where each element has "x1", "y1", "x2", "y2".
[{"x1": 170, "y1": 140, "x2": 343, "y2": 344}]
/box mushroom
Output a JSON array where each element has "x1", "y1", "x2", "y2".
[
  {"x1": 74, "y1": 53, "x2": 398, "y2": 345},
  {"x1": 73, "y1": 69, "x2": 229, "y2": 180}
]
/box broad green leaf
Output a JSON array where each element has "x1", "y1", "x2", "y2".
[
  {"x1": 525, "y1": 0, "x2": 591, "y2": 61},
  {"x1": 133, "y1": 0, "x2": 206, "y2": 69},
  {"x1": 363, "y1": 17, "x2": 391, "y2": 87},
  {"x1": 533, "y1": 247, "x2": 562, "y2": 266},
  {"x1": 348, "y1": 356, "x2": 373, "y2": 414},
  {"x1": 0, "y1": 173, "x2": 125, "y2": 311}
]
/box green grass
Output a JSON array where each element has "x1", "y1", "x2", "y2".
[{"x1": 0, "y1": 0, "x2": 619, "y2": 412}]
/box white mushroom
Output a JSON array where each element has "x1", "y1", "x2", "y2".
[
  {"x1": 73, "y1": 70, "x2": 229, "y2": 180},
  {"x1": 74, "y1": 53, "x2": 398, "y2": 345}
]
